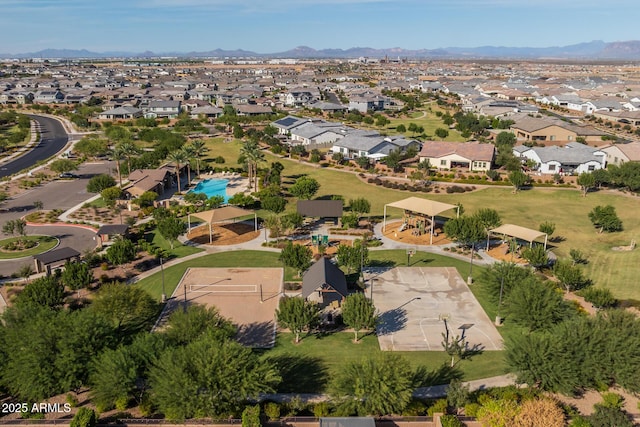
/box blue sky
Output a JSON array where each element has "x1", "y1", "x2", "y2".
[{"x1": 1, "y1": 0, "x2": 638, "y2": 53}]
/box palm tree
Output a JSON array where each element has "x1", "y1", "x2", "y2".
[
  {"x1": 118, "y1": 141, "x2": 140, "y2": 175},
  {"x1": 167, "y1": 150, "x2": 188, "y2": 194},
  {"x1": 110, "y1": 145, "x2": 126, "y2": 187},
  {"x1": 240, "y1": 141, "x2": 265, "y2": 191},
  {"x1": 182, "y1": 145, "x2": 196, "y2": 187},
  {"x1": 189, "y1": 140, "x2": 207, "y2": 177},
  {"x1": 248, "y1": 147, "x2": 265, "y2": 191}
]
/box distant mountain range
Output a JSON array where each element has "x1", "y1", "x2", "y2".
[{"x1": 3, "y1": 40, "x2": 640, "y2": 60}]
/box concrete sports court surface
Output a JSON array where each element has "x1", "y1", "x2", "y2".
[
  {"x1": 370, "y1": 267, "x2": 503, "y2": 352},
  {"x1": 172, "y1": 267, "x2": 283, "y2": 348}
]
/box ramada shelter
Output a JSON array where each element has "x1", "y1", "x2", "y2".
[{"x1": 383, "y1": 197, "x2": 460, "y2": 244}]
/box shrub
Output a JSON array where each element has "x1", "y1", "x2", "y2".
[
  {"x1": 264, "y1": 402, "x2": 280, "y2": 421},
  {"x1": 427, "y1": 399, "x2": 448, "y2": 416},
  {"x1": 65, "y1": 393, "x2": 79, "y2": 408},
  {"x1": 313, "y1": 402, "x2": 331, "y2": 418},
  {"x1": 440, "y1": 415, "x2": 464, "y2": 427},
  {"x1": 464, "y1": 402, "x2": 481, "y2": 417},
  {"x1": 87, "y1": 174, "x2": 116, "y2": 193},
  {"x1": 402, "y1": 399, "x2": 427, "y2": 416},
  {"x1": 579, "y1": 287, "x2": 617, "y2": 309}
]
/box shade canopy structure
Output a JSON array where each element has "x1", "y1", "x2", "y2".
[
  {"x1": 383, "y1": 196, "x2": 460, "y2": 244},
  {"x1": 187, "y1": 206, "x2": 257, "y2": 244},
  {"x1": 488, "y1": 224, "x2": 548, "y2": 250}
]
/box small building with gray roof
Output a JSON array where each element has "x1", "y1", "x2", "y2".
[{"x1": 302, "y1": 258, "x2": 348, "y2": 308}]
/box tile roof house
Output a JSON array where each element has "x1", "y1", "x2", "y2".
[
  {"x1": 418, "y1": 141, "x2": 495, "y2": 171},
  {"x1": 599, "y1": 142, "x2": 640, "y2": 167},
  {"x1": 124, "y1": 168, "x2": 173, "y2": 198},
  {"x1": 510, "y1": 115, "x2": 606, "y2": 144},
  {"x1": 513, "y1": 142, "x2": 606, "y2": 175}
]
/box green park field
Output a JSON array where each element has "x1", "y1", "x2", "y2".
[{"x1": 203, "y1": 137, "x2": 640, "y2": 300}]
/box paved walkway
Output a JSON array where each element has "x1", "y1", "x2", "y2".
[
  {"x1": 261, "y1": 374, "x2": 517, "y2": 403},
  {"x1": 372, "y1": 222, "x2": 497, "y2": 266}
]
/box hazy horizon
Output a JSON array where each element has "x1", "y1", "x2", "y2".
[{"x1": 1, "y1": 0, "x2": 638, "y2": 54}]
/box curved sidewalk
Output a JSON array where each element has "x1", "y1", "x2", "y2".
[{"x1": 372, "y1": 222, "x2": 497, "y2": 266}]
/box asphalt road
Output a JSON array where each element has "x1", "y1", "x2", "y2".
[{"x1": 0, "y1": 114, "x2": 69, "y2": 178}]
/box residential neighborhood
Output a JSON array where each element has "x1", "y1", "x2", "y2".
[{"x1": 2, "y1": 52, "x2": 640, "y2": 427}]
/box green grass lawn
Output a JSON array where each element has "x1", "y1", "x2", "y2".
[
  {"x1": 384, "y1": 107, "x2": 464, "y2": 142},
  {"x1": 261, "y1": 332, "x2": 506, "y2": 393},
  {"x1": 145, "y1": 229, "x2": 203, "y2": 259},
  {"x1": 203, "y1": 137, "x2": 244, "y2": 169},
  {"x1": 85, "y1": 197, "x2": 106, "y2": 208},
  {"x1": 0, "y1": 235, "x2": 59, "y2": 259},
  {"x1": 191, "y1": 140, "x2": 640, "y2": 299}
]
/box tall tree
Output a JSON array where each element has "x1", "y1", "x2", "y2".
[
  {"x1": 167, "y1": 149, "x2": 188, "y2": 194},
  {"x1": 162, "y1": 305, "x2": 236, "y2": 346},
  {"x1": 50, "y1": 158, "x2": 78, "y2": 174},
  {"x1": 181, "y1": 144, "x2": 195, "y2": 186},
  {"x1": 507, "y1": 278, "x2": 575, "y2": 331},
  {"x1": 279, "y1": 241, "x2": 312, "y2": 276},
  {"x1": 330, "y1": 353, "x2": 416, "y2": 416},
  {"x1": 1, "y1": 308, "x2": 114, "y2": 401},
  {"x1": 336, "y1": 241, "x2": 369, "y2": 275},
  {"x1": 588, "y1": 205, "x2": 623, "y2": 232},
  {"x1": 350, "y1": 197, "x2": 371, "y2": 221},
  {"x1": 157, "y1": 216, "x2": 185, "y2": 249},
  {"x1": 90, "y1": 282, "x2": 159, "y2": 335},
  {"x1": 149, "y1": 335, "x2": 280, "y2": 419},
  {"x1": 110, "y1": 145, "x2": 126, "y2": 187},
  {"x1": 189, "y1": 139, "x2": 207, "y2": 177},
  {"x1": 443, "y1": 215, "x2": 486, "y2": 248},
  {"x1": 15, "y1": 275, "x2": 65, "y2": 310},
  {"x1": 289, "y1": 176, "x2": 320, "y2": 200},
  {"x1": 577, "y1": 172, "x2": 596, "y2": 197},
  {"x1": 508, "y1": 170, "x2": 529, "y2": 193},
  {"x1": 117, "y1": 141, "x2": 140, "y2": 175},
  {"x1": 106, "y1": 237, "x2": 137, "y2": 268},
  {"x1": 275, "y1": 296, "x2": 320, "y2": 343},
  {"x1": 341, "y1": 292, "x2": 377, "y2": 342},
  {"x1": 90, "y1": 333, "x2": 167, "y2": 411},
  {"x1": 61, "y1": 260, "x2": 94, "y2": 291}
]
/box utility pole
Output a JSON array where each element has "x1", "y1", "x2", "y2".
[{"x1": 160, "y1": 256, "x2": 166, "y2": 303}]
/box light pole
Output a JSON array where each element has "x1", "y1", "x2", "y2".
[
  {"x1": 495, "y1": 274, "x2": 505, "y2": 326},
  {"x1": 370, "y1": 276, "x2": 375, "y2": 301},
  {"x1": 160, "y1": 256, "x2": 166, "y2": 303},
  {"x1": 467, "y1": 245, "x2": 475, "y2": 285}
]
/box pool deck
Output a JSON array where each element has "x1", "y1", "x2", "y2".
[{"x1": 191, "y1": 173, "x2": 251, "y2": 197}]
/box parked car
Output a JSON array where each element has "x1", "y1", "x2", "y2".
[{"x1": 59, "y1": 172, "x2": 79, "y2": 179}]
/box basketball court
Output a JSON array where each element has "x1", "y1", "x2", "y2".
[
  {"x1": 171, "y1": 267, "x2": 283, "y2": 348},
  {"x1": 369, "y1": 267, "x2": 503, "y2": 352}
]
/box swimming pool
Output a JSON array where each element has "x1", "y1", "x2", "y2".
[{"x1": 189, "y1": 178, "x2": 229, "y2": 201}]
